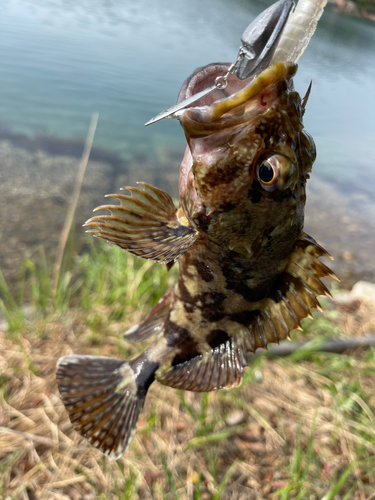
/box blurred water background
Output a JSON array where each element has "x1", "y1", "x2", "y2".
[{"x1": 1, "y1": 0, "x2": 375, "y2": 286}]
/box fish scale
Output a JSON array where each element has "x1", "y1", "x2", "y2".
[{"x1": 56, "y1": 0, "x2": 335, "y2": 459}]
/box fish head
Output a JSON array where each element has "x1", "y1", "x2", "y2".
[{"x1": 178, "y1": 61, "x2": 316, "y2": 258}]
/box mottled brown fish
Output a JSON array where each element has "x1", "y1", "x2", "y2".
[{"x1": 56, "y1": 0, "x2": 335, "y2": 459}]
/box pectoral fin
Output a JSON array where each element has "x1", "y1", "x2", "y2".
[{"x1": 85, "y1": 182, "x2": 199, "y2": 263}]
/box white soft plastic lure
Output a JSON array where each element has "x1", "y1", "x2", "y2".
[{"x1": 271, "y1": 0, "x2": 328, "y2": 64}]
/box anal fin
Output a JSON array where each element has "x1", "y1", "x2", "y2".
[
  {"x1": 157, "y1": 339, "x2": 245, "y2": 392},
  {"x1": 85, "y1": 182, "x2": 198, "y2": 263},
  {"x1": 56, "y1": 355, "x2": 145, "y2": 459}
]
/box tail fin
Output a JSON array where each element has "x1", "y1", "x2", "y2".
[{"x1": 56, "y1": 355, "x2": 152, "y2": 459}]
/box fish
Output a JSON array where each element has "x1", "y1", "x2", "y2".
[{"x1": 56, "y1": 0, "x2": 335, "y2": 460}]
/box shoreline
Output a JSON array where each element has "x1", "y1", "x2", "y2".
[
  {"x1": 1, "y1": 136, "x2": 374, "y2": 289},
  {"x1": 332, "y1": 0, "x2": 375, "y2": 22}
]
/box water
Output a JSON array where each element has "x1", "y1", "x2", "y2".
[
  {"x1": 1, "y1": 0, "x2": 375, "y2": 191},
  {"x1": 1, "y1": 0, "x2": 375, "y2": 287}
]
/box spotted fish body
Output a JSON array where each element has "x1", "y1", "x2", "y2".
[{"x1": 56, "y1": 11, "x2": 336, "y2": 460}]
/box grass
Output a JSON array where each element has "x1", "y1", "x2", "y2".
[{"x1": 1, "y1": 239, "x2": 375, "y2": 499}]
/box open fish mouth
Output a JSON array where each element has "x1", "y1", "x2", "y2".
[
  {"x1": 176, "y1": 61, "x2": 297, "y2": 138},
  {"x1": 175, "y1": 0, "x2": 296, "y2": 127}
]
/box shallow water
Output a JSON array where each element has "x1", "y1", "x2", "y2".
[{"x1": 1, "y1": 0, "x2": 375, "y2": 191}]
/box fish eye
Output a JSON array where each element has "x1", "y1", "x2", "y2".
[
  {"x1": 256, "y1": 156, "x2": 280, "y2": 191},
  {"x1": 258, "y1": 161, "x2": 275, "y2": 185},
  {"x1": 255, "y1": 153, "x2": 296, "y2": 192}
]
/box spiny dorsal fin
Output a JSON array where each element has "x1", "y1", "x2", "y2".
[
  {"x1": 157, "y1": 232, "x2": 337, "y2": 392},
  {"x1": 124, "y1": 290, "x2": 172, "y2": 342},
  {"x1": 56, "y1": 355, "x2": 145, "y2": 459},
  {"x1": 156, "y1": 339, "x2": 245, "y2": 392},
  {"x1": 85, "y1": 182, "x2": 199, "y2": 263},
  {"x1": 235, "y1": 232, "x2": 338, "y2": 355}
]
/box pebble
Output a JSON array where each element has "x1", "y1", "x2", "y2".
[
  {"x1": 225, "y1": 409, "x2": 245, "y2": 427},
  {"x1": 350, "y1": 281, "x2": 375, "y2": 305}
]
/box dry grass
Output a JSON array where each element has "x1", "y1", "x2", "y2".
[{"x1": 1, "y1": 295, "x2": 375, "y2": 499}]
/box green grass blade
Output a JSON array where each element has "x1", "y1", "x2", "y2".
[
  {"x1": 321, "y1": 462, "x2": 355, "y2": 500},
  {"x1": 212, "y1": 461, "x2": 237, "y2": 500}
]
